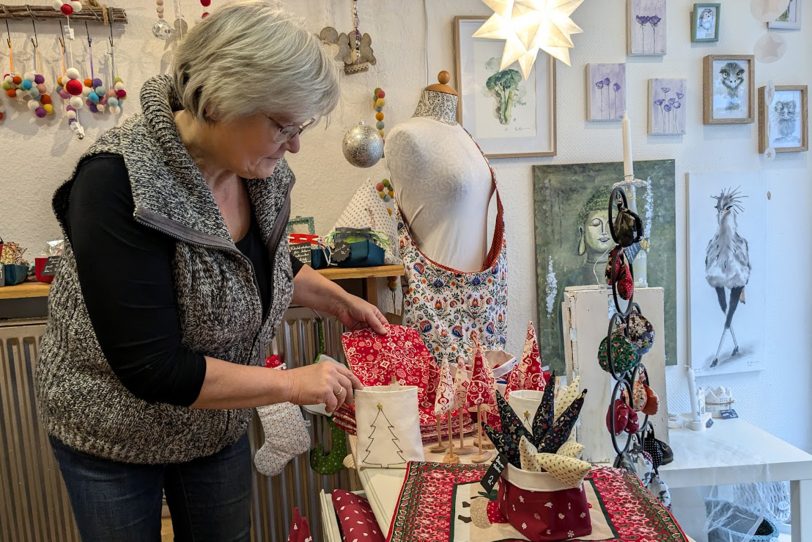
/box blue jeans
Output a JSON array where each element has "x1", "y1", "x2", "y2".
[{"x1": 49, "y1": 434, "x2": 252, "y2": 542}]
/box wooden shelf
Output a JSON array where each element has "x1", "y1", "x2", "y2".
[
  {"x1": 316, "y1": 265, "x2": 404, "y2": 281},
  {"x1": 0, "y1": 266, "x2": 404, "y2": 302},
  {"x1": 0, "y1": 282, "x2": 50, "y2": 300}
]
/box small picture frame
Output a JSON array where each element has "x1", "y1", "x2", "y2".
[
  {"x1": 758, "y1": 85, "x2": 808, "y2": 153},
  {"x1": 703, "y1": 55, "x2": 755, "y2": 125},
  {"x1": 627, "y1": 0, "x2": 667, "y2": 56},
  {"x1": 585, "y1": 63, "x2": 626, "y2": 122},
  {"x1": 453, "y1": 16, "x2": 557, "y2": 158},
  {"x1": 649, "y1": 78, "x2": 686, "y2": 135},
  {"x1": 691, "y1": 3, "x2": 720, "y2": 42},
  {"x1": 768, "y1": 0, "x2": 801, "y2": 29}
]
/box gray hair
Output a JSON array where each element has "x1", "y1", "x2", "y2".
[{"x1": 172, "y1": 1, "x2": 340, "y2": 123}]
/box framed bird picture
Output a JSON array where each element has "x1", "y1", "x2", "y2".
[
  {"x1": 691, "y1": 3, "x2": 720, "y2": 42},
  {"x1": 758, "y1": 85, "x2": 808, "y2": 154},
  {"x1": 687, "y1": 172, "x2": 768, "y2": 376},
  {"x1": 703, "y1": 55, "x2": 755, "y2": 125}
]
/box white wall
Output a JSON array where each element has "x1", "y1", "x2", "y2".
[{"x1": 0, "y1": 1, "x2": 809, "y2": 450}]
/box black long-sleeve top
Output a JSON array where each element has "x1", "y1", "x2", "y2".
[{"x1": 65, "y1": 154, "x2": 302, "y2": 407}]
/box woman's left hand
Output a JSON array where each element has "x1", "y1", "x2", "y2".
[{"x1": 334, "y1": 294, "x2": 389, "y2": 335}]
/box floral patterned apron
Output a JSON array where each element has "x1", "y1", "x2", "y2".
[{"x1": 397, "y1": 163, "x2": 508, "y2": 365}]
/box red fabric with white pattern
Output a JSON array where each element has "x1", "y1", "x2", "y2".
[
  {"x1": 286, "y1": 507, "x2": 313, "y2": 542},
  {"x1": 498, "y1": 475, "x2": 591, "y2": 541},
  {"x1": 332, "y1": 490, "x2": 385, "y2": 542},
  {"x1": 466, "y1": 342, "x2": 497, "y2": 409},
  {"x1": 342, "y1": 325, "x2": 439, "y2": 413},
  {"x1": 505, "y1": 322, "x2": 549, "y2": 397}
]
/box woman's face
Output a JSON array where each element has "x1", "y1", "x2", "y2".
[{"x1": 207, "y1": 112, "x2": 302, "y2": 179}]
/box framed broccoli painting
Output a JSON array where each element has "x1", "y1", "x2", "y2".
[{"x1": 453, "y1": 16, "x2": 557, "y2": 158}]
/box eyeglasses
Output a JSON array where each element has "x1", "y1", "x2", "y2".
[{"x1": 266, "y1": 115, "x2": 316, "y2": 143}]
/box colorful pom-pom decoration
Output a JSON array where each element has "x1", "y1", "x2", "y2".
[
  {"x1": 19, "y1": 72, "x2": 56, "y2": 119},
  {"x1": 53, "y1": 1, "x2": 82, "y2": 16},
  {"x1": 372, "y1": 87, "x2": 386, "y2": 139}
]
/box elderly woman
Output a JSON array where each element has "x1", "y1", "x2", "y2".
[{"x1": 35, "y1": 3, "x2": 384, "y2": 540}]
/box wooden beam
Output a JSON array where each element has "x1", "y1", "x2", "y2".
[{"x1": 0, "y1": 5, "x2": 127, "y2": 24}]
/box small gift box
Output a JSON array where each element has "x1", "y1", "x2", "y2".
[{"x1": 498, "y1": 463, "x2": 592, "y2": 541}]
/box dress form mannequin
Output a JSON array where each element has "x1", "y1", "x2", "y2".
[{"x1": 385, "y1": 72, "x2": 494, "y2": 272}]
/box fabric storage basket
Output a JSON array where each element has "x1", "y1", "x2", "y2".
[
  {"x1": 705, "y1": 499, "x2": 779, "y2": 542},
  {"x1": 498, "y1": 463, "x2": 592, "y2": 541}
]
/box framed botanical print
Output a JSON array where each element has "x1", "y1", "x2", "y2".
[
  {"x1": 453, "y1": 16, "x2": 557, "y2": 158},
  {"x1": 703, "y1": 55, "x2": 755, "y2": 124},
  {"x1": 758, "y1": 85, "x2": 808, "y2": 153},
  {"x1": 691, "y1": 3, "x2": 720, "y2": 42},
  {"x1": 768, "y1": 0, "x2": 801, "y2": 29}
]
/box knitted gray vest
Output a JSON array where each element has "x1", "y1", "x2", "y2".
[{"x1": 36, "y1": 75, "x2": 294, "y2": 464}]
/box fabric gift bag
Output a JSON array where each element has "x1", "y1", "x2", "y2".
[
  {"x1": 354, "y1": 385, "x2": 424, "y2": 469},
  {"x1": 498, "y1": 463, "x2": 592, "y2": 541},
  {"x1": 332, "y1": 179, "x2": 400, "y2": 264}
]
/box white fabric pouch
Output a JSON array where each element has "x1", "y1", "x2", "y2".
[{"x1": 355, "y1": 385, "x2": 424, "y2": 469}]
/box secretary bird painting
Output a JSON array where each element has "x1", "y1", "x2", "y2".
[{"x1": 704, "y1": 187, "x2": 751, "y2": 368}]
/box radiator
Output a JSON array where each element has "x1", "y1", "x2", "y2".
[{"x1": 0, "y1": 309, "x2": 358, "y2": 542}]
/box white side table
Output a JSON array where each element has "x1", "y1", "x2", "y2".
[{"x1": 659, "y1": 419, "x2": 812, "y2": 541}]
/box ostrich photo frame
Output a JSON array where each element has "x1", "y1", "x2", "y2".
[
  {"x1": 702, "y1": 55, "x2": 756, "y2": 124},
  {"x1": 687, "y1": 172, "x2": 768, "y2": 376},
  {"x1": 453, "y1": 16, "x2": 557, "y2": 158},
  {"x1": 758, "y1": 85, "x2": 808, "y2": 154},
  {"x1": 703, "y1": 55, "x2": 755, "y2": 125}
]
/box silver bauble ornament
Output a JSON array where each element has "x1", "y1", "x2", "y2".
[
  {"x1": 152, "y1": 19, "x2": 174, "y2": 40},
  {"x1": 342, "y1": 121, "x2": 384, "y2": 168}
]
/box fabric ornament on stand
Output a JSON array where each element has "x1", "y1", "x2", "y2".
[
  {"x1": 452, "y1": 357, "x2": 472, "y2": 453},
  {"x1": 435, "y1": 359, "x2": 458, "y2": 463},
  {"x1": 505, "y1": 321, "x2": 548, "y2": 397}
]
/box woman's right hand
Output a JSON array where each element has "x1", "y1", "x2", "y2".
[{"x1": 284, "y1": 362, "x2": 363, "y2": 413}]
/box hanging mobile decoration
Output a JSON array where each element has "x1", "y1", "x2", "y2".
[
  {"x1": 373, "y1": 87, "x2": 385, "y2": 138},
  {"x1": 152, "y1": 0, "x2": 173, "y2": 40},
  {"x1": 82, "y1": 23, "x2": 106, "y2": 114},
  {"x1": 55, "y1": 6, "x2": 87, "y2": 139},
  {"x1": 53, "y1": 1, "x2": 83, "y2": 16},
  {"x1": 200, "y1": 0, "x2": 212, "y2": 19},
  {"x1": 105, "y1": 8, "x2": 126, "y2": 115},
  {"x1": 2, "y1": 20, "x2": 23, "y2": 110},
  {"x1": 20, "y1": 18, "x2": 55, "y2": 119},
  {"x1": 318, "y1": 0, "x2": 376, "y2": 76}
]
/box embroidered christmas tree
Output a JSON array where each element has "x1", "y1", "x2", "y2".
[{"x1": 362, "y1": 403, "x2": 407, "y2": 468}]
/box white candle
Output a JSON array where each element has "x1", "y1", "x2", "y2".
[{"x1": 622, "y1": 112, "x2": 633, "y2": 179}]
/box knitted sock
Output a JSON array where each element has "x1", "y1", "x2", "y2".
[{"x1": 254, "y1": 402, "x2": 311, "y2": 476}]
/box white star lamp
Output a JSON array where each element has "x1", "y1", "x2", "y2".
[{"x1": 473, "y1": 0, "x2": 584, "y2": 79}]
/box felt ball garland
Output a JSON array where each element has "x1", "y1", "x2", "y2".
[
  {"x1": 53, "y1": 1, "x2": 83, "y2": 17},
  {"x1": 54, "y1": 6, "x2": 86, "y2": 139},
  {"x1": 21, "y1": 72, "x2": 55, "y2": 118},
  {"x1": 200, "y1": 0, "x2": 212, "y2": 19},
  {"x1": 373, "y1": 87, "x2": 385, "y2": 138}
]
